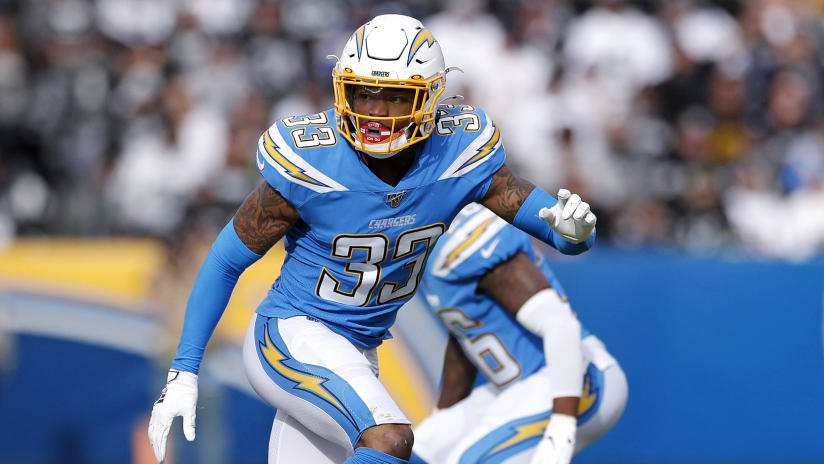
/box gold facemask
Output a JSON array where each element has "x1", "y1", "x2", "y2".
[{"x1": 332, "y1": 66, "x2": 445, "y2": 156}]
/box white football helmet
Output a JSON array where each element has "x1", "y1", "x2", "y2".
[{"x1": 332, "y1": 14, "x2": 447, "y2": 158}]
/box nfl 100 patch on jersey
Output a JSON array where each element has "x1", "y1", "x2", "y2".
[{"x1": 254, "y1": 105, "x2": 506, "y2": 349}]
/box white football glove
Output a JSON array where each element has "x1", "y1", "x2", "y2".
[
  {"x1": 531, "y1": 413, "x2": 577, "y2": 464},
  {"x1": 148, "y1": 369, "x2": 198, "y2": 463},
  {"x1": 538, "y1": 189, "x2": 596, "y2": 244}
]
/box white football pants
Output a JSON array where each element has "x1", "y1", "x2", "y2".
[
  {"x1": 242, "y1": 314, "x2": 410, "y2": 463},
  {"x1": 414, "y1": 335, "x2": 628, "y2": 463}
]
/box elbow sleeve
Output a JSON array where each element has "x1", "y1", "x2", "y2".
[{"x1": 516, "y1": 288, "x2": 583, "y2": 398}]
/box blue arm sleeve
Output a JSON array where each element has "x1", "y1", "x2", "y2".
[
  {"x1": 171, "y1": 219, "x2": 263, "y2": 374},
  {"x1": 512, "y1": 188, "x2": 595, "y2": 255}
]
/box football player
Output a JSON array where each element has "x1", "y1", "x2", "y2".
[
  {"x1": 411, "y1": 203, "x2": 627, "y2": 464},
  {"x1": 148, "y1": 14, "x2": 599, "y2": 464}
]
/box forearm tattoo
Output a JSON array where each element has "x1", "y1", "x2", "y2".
[
  {"x1": 482, "y1": 165, "x2": 535, "y2": 223},
  {"x1": 233, "y1": 182, "x2": 300, "y2": 255}
]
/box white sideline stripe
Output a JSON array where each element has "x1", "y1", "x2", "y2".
[{"x1": 0, "y1": 294, "x2": 161, "y2": 357}]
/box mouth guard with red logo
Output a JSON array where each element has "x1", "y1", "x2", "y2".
[{"x1": 360, "y1": 121, "x2": 393, "y2": 143}]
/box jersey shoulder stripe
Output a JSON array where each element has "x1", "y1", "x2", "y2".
[
  {"x1": 256, "y1": 121, "x2": 348, "y2": 194},
  {"x1": 438, "y1": 112, "x2": 503, "y2": 180},
  {"x1": 431, "y1": 206, "x2": 507, "y2": 277}
]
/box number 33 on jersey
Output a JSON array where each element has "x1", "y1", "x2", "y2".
[{"x1": 254, "y1": 105, "x2": 505, "y2": 350}]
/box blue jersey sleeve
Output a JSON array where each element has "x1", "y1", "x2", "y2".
[
  {"x1": 434, "y1": 106, "x2": 506, "y2": 202},
  {"x1": 254, "y1": 112, "x2": 348, "y2": 210},
  {"x1": 453, "y1": 225, "x2": 532, "y2": 281},
  {"x1": 255, "y1": 122, "x2": 298, "y2": 204},
  {"x1": 428, "y1": 206, "x2": 532, "y2": 283},
  {"x1": 171, "y1": 220, "x2": 263, "y2": 374}
]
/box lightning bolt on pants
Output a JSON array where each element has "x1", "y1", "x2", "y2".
[
  {"x1": 413, "y1": 335, "x2": 627, "y2": 464},
  {"x1": 242, "y1": 314, "x2": 411, "y2": 463}
]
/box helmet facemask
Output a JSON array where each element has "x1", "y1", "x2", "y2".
[{"x1": 333, "y1": 66, "x2": 445, "y2": 158}]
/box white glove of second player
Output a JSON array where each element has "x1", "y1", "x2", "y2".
[
  {"x1": 531, "y1": 413, "x2": 577, "y2": 464},
  {"x1": 148, "y1": 369, "x2": 198, "y2": 463},
  {"x1": 539, "y1": 189, "x2": 596, "y2": 244}
]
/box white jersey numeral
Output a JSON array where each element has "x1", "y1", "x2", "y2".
[
  {"x1": 437, "y1": 307, "x2": 522, "y2": 387},
  {"x1": 316, "y1": 224, "x2": 445, "y2": 306},
  {"x1": 378, "y1": 225, "x2": 445, "y2": 304},
  {"x1": 291, "y1": 127, "x2": 337, "y2": 148},
  {"x1": 282, "y1": 112, "x2": 329, "y2": 127},
  {"x1": 436, "y1": 113, "x2": 481, "y2": 135},
  {"x1": 282, "y1": 112, "x2": 338, "y2": 148},
  {"x1": 316, "y1": 235, "x2": 387, "y2": 306}
]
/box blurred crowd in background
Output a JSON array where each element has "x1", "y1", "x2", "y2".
[{"x1": 2, "y1": 0, "x2": 824, "y2": 260}]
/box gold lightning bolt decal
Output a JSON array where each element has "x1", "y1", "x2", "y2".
[
  {"x1": 578, "y1": 373, "x2": 598, "y2": 415},
  {"x1": 489, "y1": 418, "x2": 549, "y2": 455},
  {"x1": 443, "y1": 217, "x2": 497, "y2": 268},
  {"x1": 460, "y1": 125, "x2": 500, "y2": 171},
  {"x1": 259, "y1": 327, "x2": 344, "y2": 412},
  {"x1": 262, "y1": 130, "x2": 327, "y2": 186},
  {"x1": 408, "y1": 29, "x2": 436, "y2": 64},
  {"x1": 485, "y1": 374, "x2": 597, "y2": 457}
]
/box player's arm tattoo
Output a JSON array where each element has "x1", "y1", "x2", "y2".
[
  {"x1": 480, "y1": 164, "x2": 536, "y2": 223},
  {"x1": 436, "y1": 335, "x2": 477, "y2": 409},
  {"x1": 477, "y1": 252, "x2": 551, "y2": 317},
  {"x1": 233, "y1": 181, "x2": 301, "y2": 255}
]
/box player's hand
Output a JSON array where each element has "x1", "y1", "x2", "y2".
[
  {"x1": 531, "y1": 413, "x2": 576, "y2": 464},
  {"x1": 538, "y1": 189, "x2": 596, "y2": 244},
  {"x1": 148, "y1": 369, "x2": 198, "y2": 463}
]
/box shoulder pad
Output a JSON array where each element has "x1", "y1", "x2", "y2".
[
  {"x1": 255, "y1": 111, "x2": 348, "y2": 198},
  {"x1": 431, "y1": 207, "x2": 527, "y2": 280},
  {"x1": 433, "y1": 105, "x2": 504, "y2": 180}
]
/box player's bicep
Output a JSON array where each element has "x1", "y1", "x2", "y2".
[
  {"x1": 480, "y1": 164, "x2": 536, "y2": 223},
  {"x1": 477, "y1": 251, "x2": 551, "y2": 316},
  {"x1": 233, "y1": 181, "x2": 301, "y2": 255}
]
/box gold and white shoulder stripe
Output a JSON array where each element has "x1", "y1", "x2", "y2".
[
  {"x1": 257, "y1": 124, "x2": 348, "y2": 194},
  {"x1": 432, "y1": 208, "x2": 507, "y2": 277},
  {"x1": 438, "y1": 115, "x2": 503, "y2": 181}
]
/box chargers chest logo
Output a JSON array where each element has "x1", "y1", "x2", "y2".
[{"x1": 385, "y1": 190, "x2": 407, "y2": 208}]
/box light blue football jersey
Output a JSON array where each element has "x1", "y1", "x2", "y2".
[
  {"x1": 421, "y1": 203, "x2": 591, "y2": 388},
  {"x1": 254, "y1": 105, "x2": 505, "y2": 349}
]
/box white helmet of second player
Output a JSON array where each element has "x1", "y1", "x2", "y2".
[{"x1": 332, "y1": 14, "x2": 447, "y2": 158}]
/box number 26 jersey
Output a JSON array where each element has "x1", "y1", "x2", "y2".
[
  {"x1": 254, "y1": 105, "x2": 504, "y2": 349},
  {"x1": 420, "y1": 203, "x2": 592, "y2": 387}
]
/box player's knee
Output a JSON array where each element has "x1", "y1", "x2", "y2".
[{"x1": 357, "y1": 423, "x2": 414, "y2": 458}]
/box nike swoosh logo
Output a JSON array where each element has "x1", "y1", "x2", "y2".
[
  {"x1": 479, "y1": 238, "x2": 500, "y2": 259},
  {"x1": 256, "y1": 151, "x2": 265, "y2": 170}
]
